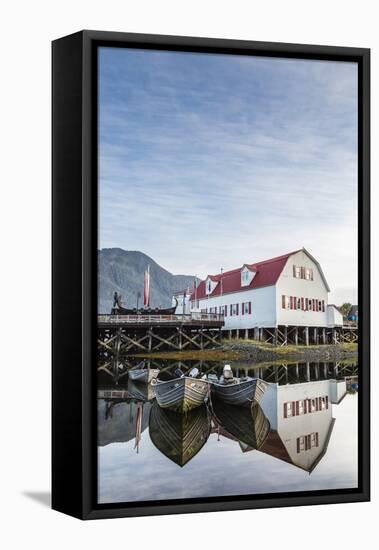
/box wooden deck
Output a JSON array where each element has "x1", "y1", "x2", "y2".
[
  {"x1": 97, "y1": 313, "x2": 225, "y2": 356},
  {"x1": 98, "y1": 313, "x2": 224, "y2": 328}
]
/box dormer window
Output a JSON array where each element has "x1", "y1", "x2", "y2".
[
  {"x1": 241, "y1": 266, "x2": 255, "y2": 287},
  {"x1": 205, "y1": 276, "x2": 217, "y2": 295}
]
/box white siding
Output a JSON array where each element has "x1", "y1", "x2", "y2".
[
  {"x1": 276, "y1": 250, "x2": 329, "y2": 327},
  {"x1": 173, "y1": 294, "x2": 191, "y2": 314},
  {"x1": 327, "y1": 305, "x2": 343, "y2": 327},
  {"x1": 196, "y1": 285, "x2": 276, "y2": 330}
]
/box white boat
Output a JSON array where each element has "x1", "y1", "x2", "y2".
[{"x1": 128, "y1": 367, "x2": 160, "y2": 384}]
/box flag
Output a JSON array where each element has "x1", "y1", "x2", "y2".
[{"x1": 144, "y1": 265, "x2": 150, "y2": 307}]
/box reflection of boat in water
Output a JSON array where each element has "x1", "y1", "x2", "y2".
[
  {"x1": 212, "y1": 400, "x2": 270, "y2": 451},
  {"x1": 127, "y1": 379, "x2": 156, "y2": 402},
  {"x1": 210, "y1": 366, "x2": 267, "y2": 408},
  {"x1": 151, "y1": 376, "x2": 209, "y2": 413},
  {"x1": 149, "y1": 402, "x2": 211, "y2": 466}
]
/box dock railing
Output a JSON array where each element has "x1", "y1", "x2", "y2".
[{"x1": 98, "y1": 313, "x2": 224, "y2": 324}]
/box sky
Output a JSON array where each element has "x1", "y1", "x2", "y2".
[{"x1": 98, "y1": 47, "x2": 358, "y2": 305}]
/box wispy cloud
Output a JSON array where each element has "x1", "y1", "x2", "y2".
[{"x1": 99, "y1": 48, "x2": 358, "y2": 303}]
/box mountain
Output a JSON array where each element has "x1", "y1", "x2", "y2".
[{"x1": 98, "y1": 248, "x2": 197, "y2": 313}]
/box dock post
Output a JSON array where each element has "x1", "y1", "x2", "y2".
[
  {"x1": 229, "y1": 330, "x2": 232, "y2": 340},
  {"x1": 295, "y1": 362, "x2": 299, "y2": 378},
  {"x1": 283, "y1": 325, "x2": 288, "y2": 346},
  {"x1": 236, "y1": 329, "x2": 240, "y2": 340},
  {"x1": 244, "y1": 328, "x2": 249, "y2": 340},
  {"x1": 322, "y1": 328, "x2": 326, "y2": 345},
  {"x1": 274, "y1": 328, "x2": 278, "y2": 346},
  {"x1": 306, "y1": 361, "x2": 310, "y2": 382},
  {"x1": 305, "y1": 327, "x2": 309, "y2": 346},
  {"x1": 148, "y1": 330, "x2": 152, "y2": 351},
  {"x1": 314, "y1": 327, "x2": 318, "y2": 345},
  {"x1": 294, "y1": 326, "x2": 298, "y2": 345}
]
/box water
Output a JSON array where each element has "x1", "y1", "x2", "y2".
[{"x1": 97, "y1": 360, "x2": 358, "y2": 504}]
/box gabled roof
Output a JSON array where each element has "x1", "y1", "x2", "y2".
[{"x1": 190, "y1": 248, "x2": 330, "y2": 300}]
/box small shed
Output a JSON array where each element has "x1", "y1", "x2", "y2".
[{"x1": 327, "y1": 305, "x2": 343, "y2": 327}]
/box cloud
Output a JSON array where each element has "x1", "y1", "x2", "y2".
[{"x1": 98, "y1": 48, "x2": 358, "y2": 303}]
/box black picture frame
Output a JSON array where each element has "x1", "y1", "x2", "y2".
[{"x1": 52, "y1": 30, "x2": 370, "y2": 520}]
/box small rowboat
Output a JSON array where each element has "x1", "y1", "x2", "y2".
[
  {"x1": 151, "y1": 377, "x2": 209, "y2": 413},
  {"x1": 210, "y1": 365, "x2": 267, "y2": 407},
  {"x1": 128, "y1": 367, "x2": 160, "y2": 384},
  {"x1": 211, "y1": 377, "x2": 259, "y2": 407},
  {"x1": 149, "y1": 402, "x2": 211, "y2": 466}
]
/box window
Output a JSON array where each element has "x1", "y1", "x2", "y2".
[
  {"x1": 230, "y1": 303, "x2": 239, "y2": 316},
  {"x1": 241, "y1": 270, "x2": 250, "y2": 285},
  {"x1": 296, "y1": 432, "x2": 319, "y2": 453},
  {"x1": 297, "y1": 436, "x2": 305, "y2": 452},
  {"x1": 284, "y1": 396, "x2": 328, "y2": 418},
  {"x1": 294, "y1": 265, "x2": 314, "y2": 280},
  {"x1": 283, "y1": 402, "x2": 293, "y2": 418},
  {"x1": 242, "y1": 302, "x2": 251, "y2": 315}
]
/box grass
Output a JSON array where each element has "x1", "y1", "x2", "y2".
[{"x1": 131, "y1": 339, "x2": 357, "y2": 361}]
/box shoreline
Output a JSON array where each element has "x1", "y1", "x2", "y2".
[{"x1": 130, "y1": 339, "x2": 358, "y2": 363}]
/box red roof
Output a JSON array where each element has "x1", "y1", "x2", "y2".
[{"x1": 190, "y1": 250, "x2": 302, "y2": 300}]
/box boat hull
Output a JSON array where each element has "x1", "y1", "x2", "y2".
[
  {"x1": 211, "y1": 377, "x2": 267, "y2": 407},
  {"x1": 149, "y1": 402, "x2": 211, "y2": 466},
  {"x1": 212, "y1": 401, "x2": 270, "y2": 451},
  {"x1": 128, "y1": 368, "x2": 160, "y2": 384},
  {"x1": 152, "y1": 377, "x2": 209, "y2": 413}
]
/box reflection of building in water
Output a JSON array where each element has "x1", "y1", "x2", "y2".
[{"x1": 259, "y1": 379, "x2": 347, "y2": 472}]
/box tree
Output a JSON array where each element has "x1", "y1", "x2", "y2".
[{"x1": 340, "y1": 302, "x2": 352, "y2": 317}]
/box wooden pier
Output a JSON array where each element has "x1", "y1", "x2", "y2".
[
  {"x1": 97, "y1": 313, "x2": 225, "y2": 356},
  {"x1": 225, "y1": 324, "x2": 358, "y2": 346}
]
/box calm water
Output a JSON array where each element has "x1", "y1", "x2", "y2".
[{"x1": 97, "y1": 360, "x2": 358, "y2": 504}]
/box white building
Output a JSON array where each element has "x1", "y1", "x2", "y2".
[
  {"x1": 185, "y1": 249, "x2": 336, "y2": 334},
  {"x1": 327, "y1": 305, "x2": 343, "y2": 327},
  {"x1": 172, "y1": 289, "x2": 192, "y2": 315}
]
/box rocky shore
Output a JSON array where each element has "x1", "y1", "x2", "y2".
[
  {"x1": 132, "y1": 339, "x2": 358, "y2": 363},
  {"x1": 222, "y1": 340, "x2": 358, "y2": 363}
]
